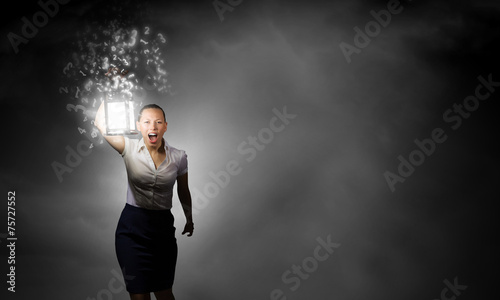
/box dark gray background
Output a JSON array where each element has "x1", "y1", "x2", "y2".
[{"x1": 1, "y1": 0, "x2": 498, "y2": 299}]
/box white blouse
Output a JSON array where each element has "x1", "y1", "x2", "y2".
[{"x1": 121, "y1": 137, "x2": 188, "y2": 210}]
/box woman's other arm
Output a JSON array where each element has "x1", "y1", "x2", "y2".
[{"x1": 177, "y1": 173, "x2": 194, "y2": 236}]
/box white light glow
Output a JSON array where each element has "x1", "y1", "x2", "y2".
[
  {"x1": 105, "y1": 99, "x2": 137, "y2": 135},
  {"x1": 108, "y1": 102, "x2": 127, "y2": 130}
]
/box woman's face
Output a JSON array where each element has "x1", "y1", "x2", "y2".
[{"x1": 136, "y1": 108, "x2": 167, "y2": 148}]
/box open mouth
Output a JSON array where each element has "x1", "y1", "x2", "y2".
[{"x1": 148, "y1": 133, "x2": 158, "y2": 143}]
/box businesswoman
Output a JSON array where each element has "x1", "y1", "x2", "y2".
[{"x1": 95, "y1": 101, "x2": 194, "y2": 300}]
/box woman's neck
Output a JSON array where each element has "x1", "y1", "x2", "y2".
[{"x1": 146, "y1": 139, "x2": 165, "y2": 154}]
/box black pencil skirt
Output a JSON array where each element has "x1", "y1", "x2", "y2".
[{"x1": 115, "y1": 203, "x2": 178, "y2": 294}]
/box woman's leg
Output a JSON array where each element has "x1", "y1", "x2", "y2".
[
  {"x1": 153, "y1": 288, "x2": 175, "y2": 300},
  {"x1": 130, "y1": 293, "x2": 151, "y2": 300}
]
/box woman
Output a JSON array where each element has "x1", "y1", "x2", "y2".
[{"x1": 95, "y1": 101, "x2": 194, "y2": 300}]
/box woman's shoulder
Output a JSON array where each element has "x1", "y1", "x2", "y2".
[{"x1": 165, "y1": 141, "x2": 187, "y2": 158}]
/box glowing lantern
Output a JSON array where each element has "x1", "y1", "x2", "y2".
[{"x1": 104, "y1": 91, "x2": 138, "y2": 135}]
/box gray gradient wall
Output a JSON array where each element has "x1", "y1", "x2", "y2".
[{"x1": 1, "y1": 0, "x2": 498, "y2": 299}]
